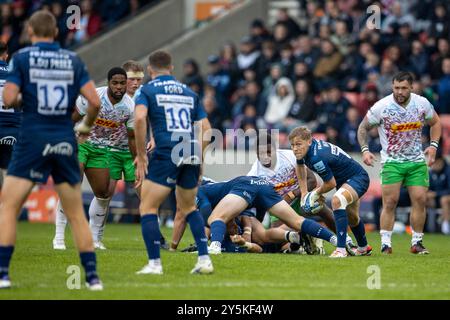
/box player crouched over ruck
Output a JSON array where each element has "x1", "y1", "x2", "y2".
[{"x1": 290, "y1": 126, "x2": 373, "y2": 258}]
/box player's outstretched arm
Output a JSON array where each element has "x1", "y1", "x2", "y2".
[
  {"x1": 358, "y1": 116, "x2": 377, "y2": 167},
  {"x1": 425, "y1": 111, "x2": 442, "y2": 166}
]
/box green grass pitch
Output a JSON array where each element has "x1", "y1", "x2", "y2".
[{"x1": 0, "y1": 222, "x2": 449, "y2": 300}]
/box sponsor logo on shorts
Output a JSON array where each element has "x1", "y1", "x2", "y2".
[
  {"x1": 391, "y1": 122, "x2": 421, "y2": 133},
  {"x1": 166, "y1": 177, "x2": 177, "y2": 185},
  {"x1": 30, "y1": 169, "x2": 44, "y2": 180},
  {"x1": 42, "y1": 142, "x2": 74, "y2": 156},
  {"x1": 242, "y1": 191, "x2": 251, "y2": 200},
  {"x1": 0, "y1": 136, "x2": 17, "y2": 146},
  {"x1": 250, "y1": 179, "x2": 270, "y2": 186},
  {"x1": 95, "y1": 118, "x2": 120, "y2": 128}
]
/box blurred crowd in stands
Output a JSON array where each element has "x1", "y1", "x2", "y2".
[
  {"x1": 0, "y1": 0, "x2": 158, "y2": 52},
  {"x1": 180, "y1": 0, "x2": 450, "y2": 151}
]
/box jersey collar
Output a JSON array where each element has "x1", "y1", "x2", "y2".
[
  {"x1": 307, "y1": 139, "x2": 317, "y2": 157},
  {"x1": 154, "y1": 75, "x2": 175, "y2": 81},
  {"x1": 33, "y1": 42, "x2": 61, "y2": 50}
]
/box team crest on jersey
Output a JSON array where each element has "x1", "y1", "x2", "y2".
[
  {"x1": 95, "y1": 118, "x2": 120, "y2": 128},
  {"x1": 42, "y1": 142, "x2": 73, "y2": 156},
  {"x1": 0, "y1": 136, "x2": 17, "y2": 145},
  {"x1": 391, "y1": 121, "x2": 421, "y2": 133}
]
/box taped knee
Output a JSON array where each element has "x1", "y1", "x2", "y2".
[{"x1": 332, "y1": 189, "x2": 352, "y2": 210}]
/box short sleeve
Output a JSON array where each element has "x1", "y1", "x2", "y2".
[
  {"x1": 310, "y1": 158, "x2": 334, "y2": 182},
  {"x1": 6, "y1": 54, "x2": 22, "y2": 87},
  {"x1": 367, "y1": 102, "x2": 382, "y2": 126},
  {"x1": 247, "y1": 161, "x2": 258, "y2": 176},
  {"x1": 126, "y1": 105, "x2": 135, "y2": 130},
  {"x1": 135, "y1": 87, "x2": 150, "y2": 108},
  {"x1": 423, "y1": 97, "x2": 435, "y2": 120},
  {"x1": 75, "y1": 95, "x2": 88, "y2": 116}
]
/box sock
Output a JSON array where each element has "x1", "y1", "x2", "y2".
[
  {"x1": 89, "y1": 197, "x2": 111, "y2": 242},
  {"x1": 210, "y1": 220, "x2": 226, "y2": 243},
  {"x1": 141, "y1": 214, "x2": 161, "y2": 260},
  {"x1": 346, "y1": 234, "x2": 354, "y2": 245},
  {"x1": 412, "y1": 231, "x2": 424, "y2": 246},
  {"x1": 380, "y1": 229, "x2": 392, "y2": 247},
  {"x1": 351, "y1": 219, "x2": 368, "y2": 248},
  {"x1": 300, "y1": 219, "x2": 336, "y2": 245},
  {"x1": 0, "y1": 246, "x2": 14, "y2": 279},
  {"x1": 285, "y1": 231, "x2": 300, "y2": 244},
  {"x1": 186, "y1": 210, "x2": 209, "y2": 257},
  {"x1": 79, "y1": 252, "x2": 98, "y2": 283},
  {"x1": 333, "y1": 209, "x2": 348, "y2": 249},
  {"x1": 54, "y1": 200, "x2": 67, "y2": 242}
]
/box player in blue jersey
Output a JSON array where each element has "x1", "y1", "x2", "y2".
[
  {"x1": 205, "y1": 176, "x2": 338, "y2": 254},
  {"x1": 0, "y1": 41, "x2": 21, "y2": 186},
  {"x1": 289, "y1": 126, "x2": 372, "y2": 258},
  {"x1": 134, "y1": 50, "x2": 213, "y2": 275},
  {"x1": 0, "y1": 11, "x2": 103, "y2": 290}
]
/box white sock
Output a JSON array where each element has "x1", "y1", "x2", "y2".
[
  {"x1": 89, "y1": 197, "x2": 111, "y2": 242},
  {"x1": 149, "y1": 259, "x2": 161, "y2": 267},
  {"x1": 54, "y1": 200, "x2": 67, "y2": 242},
  {"x1": 411, "y1": 231, "x2": 424, "y2": 246},
  {"x1": 211, "y1": 241, "x2": 221, "y2": 248},
  {"x1": 198, "y1": 255, "x2": 210, "y2": 262},
  {"x1": 330, "y1": 235, "x2": 337, "y2": 247},
  {"x1": 380, "y1": 230, "x2": 393, "y2": 247},
  {"x1": 442, "y1": 220, "x2": 450, "y2": 234}
]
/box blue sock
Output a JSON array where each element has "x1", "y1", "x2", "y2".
[
  {"x1": 141, "y1": 214, "x2": 161, "y2": 260},
  {"x1": 334, "y1": 209, "x2": 348, "y2": 248},
  {"x1": 210, "y1": 220, "x2": 226, "y2": 243},
  {"x1": 186, "y1": 210, "x2": 208, "y2": 256},
  {"x1": 300, "y1": 219, "x2": 335, "y2": 243},
  {"x1": 79, "y1": 252, "x2": 98, "y2": 283},
  {"x1": 351, "y1": 219, "x2": 368, "y2": 247},
  {"x1": 0, "y1": 246, "x2": 14, "y2": 279}
]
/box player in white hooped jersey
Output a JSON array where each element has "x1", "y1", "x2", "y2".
[
  {"x1": 358, "y1": 71, "x2": 442, "y2": 255},
  {"x1": 53, "y1": 67, "x2": 135, "y2": 250}
]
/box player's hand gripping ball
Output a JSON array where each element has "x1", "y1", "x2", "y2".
[{"x1": 301, "y1": 190, "x2": 323, "y2": 214}]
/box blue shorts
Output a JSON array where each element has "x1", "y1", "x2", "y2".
[
  {"x1": 337, "y1": 170, "x2": 370, "y2": 198},
  {"x1": 147, "y1": 153, "x2": 200, "y2": 189},
  {"x1": 7, "y1": 136, "x2": 81, "y2": 185},
  {"x1": 0, "y1": 126, "x2": 19, "y2": 169},
  {"x1": 229, "y1": 177, "x2": 282, "y2": 211}
]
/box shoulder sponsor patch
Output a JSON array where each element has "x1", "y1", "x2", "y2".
[{"x1": 313, "y1": 161, "x2": 326, "y2": 173}]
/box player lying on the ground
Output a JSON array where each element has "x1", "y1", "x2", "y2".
[
  {"x1": 248, "y1": 131, "x2": 357, "y2": 252},
  {"x1": 290, "y1": 126, "x2": 372, "y2": 258},
  {"x1": 0, "y1": 11, "x2": 102, "y2": 290},
  {"x1": 199, "y1": 176, "x2": 337, "y2": 254},
  {"x1": 171, "y1": 177, "x2": 326, "y2": 254},
  {"x1": 53, "y1": 67, "x2": 135, "y2": 250}
]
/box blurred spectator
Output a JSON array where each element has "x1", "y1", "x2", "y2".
[
  {"x1": 437, "y1": 57, "x2": 450, "y2": 114},
  {"x1": 255, "y1": 40, "x2": 279, "y2": 83},
  {"x1": 313, "y1": 39, "x2": 343, "y2": 89},
  {"x1": 249, "y1": 19, "x2": 271, "y2": 49},
  {"x1": 428, "y1": 2, "x2": 450, "y2": 39},
  {"x1": 330, "y1": 18, "x2": 355, "y2": 56},
  {"x1": 273, "y1": 22, "x2": 290, "y2": 51},
  {"x1": 430, "y1": 38, "x2": 450, "y2": 80},
  {"x1": 202, "y1": 94, "x2": 223, "y2": 132},
  {"x1": 427, "y1": 152, "x2": 450, "y2": 235},
  {"x1": 356, "y1": 83, "x2": 379, "y2": 118},
  {"x1": 231, "y1": 81, "x2": 266, "y2": 118},
  {"x1": 381, "y1": 1, "x2": 416, "y2": 33},
  {"x1": 261, "y1": 63, "x2": 283, "y2": 101},
  {"x1": 236, "y1": 36, "x2": 260, "y2": 72},
  {"x1": 264, "y1": 77, "x2": 295, "y2": 126},
  {"x1": 316, "y1": 84, "x2": 351, "y2": 132},
  {"x1": 67, "y1": 0, "x2": 102, "y2": 46},
  {"x1": 291, "y1": 61, "x2": 314, "y2": 92},
  {"x1": 99, "y1": 0, "x2": 130, "y2": 27},
  {"x1": 376, "y1": 58, "x2": 398, "y2": 97},
  {"x1": 340, "y1": 107, "x2": 362, "y2": 152},
  {"x1": 219, "y1": 42, "x2": 239, "y2": 80},
  {"x1": 206, "y1": 54, "x2": 232, "y2": 120},
  {"x1": 275, "y1": 8, "x2": 302, "y2": 40},
  {"x1": 293, "y1": 35, "x2": 319, "y2": 71},
  {"x1": 408, "y1": 40, "x2": 429, "y2": 77},
  {"x1": 279, "y1": 43, "x2": 294, "y2": 79},
  {"x1": 279, "y1": 79, "x2": 317, "y2": 132},
  {"x1": 181, "y1": 59, "x2": 204, "y2": 97}
]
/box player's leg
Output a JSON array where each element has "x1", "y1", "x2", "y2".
[
  {"x1": 136, "y1": 179, "x2": 172, "y2": 275},
  {"x1": 440, "y1": 195, "x2": 450, "y2": 235},
  {"x1": 54, "y1": 182, "x2": 102, "y2": 289},
  {"x1": 268, "y1": 201, "x2": 337, "y2": 247},
  {"x1": 85, "y1": 167, "x2": 110, "y2": 248},
  {"x1": 407, "y1": 185, "x2": 429, "y2": 254},
  {"x1": 53, "y1": 158, "x2": 85, "y2": 249},
  {"x1": 0, "y1": 177, "x2": 34, "y2": 288},
  {"x1": 207, "y1": 194, "x2": 249, "y2": 254}
]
